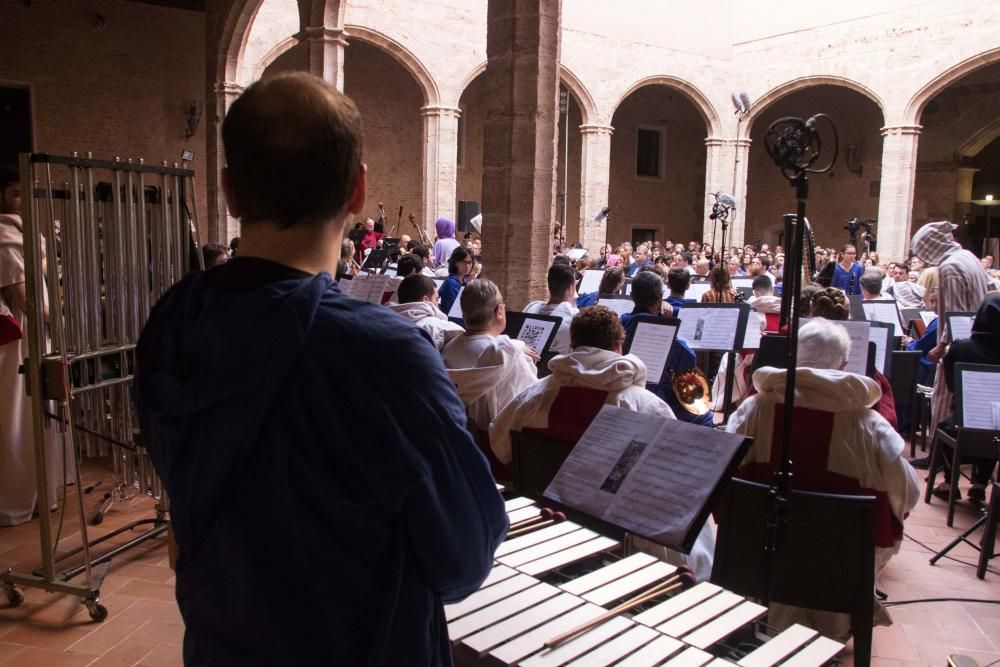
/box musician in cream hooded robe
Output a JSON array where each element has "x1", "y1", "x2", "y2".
[
  {"x1": 727, "y1": 318, "x2": 919, "y2": 639},
  {"x1": 489, "y1": 307, "x2": 717, "y2": 581},
  {"x1": 387, "y1": 275, "x2": 464, "y2": 351}
]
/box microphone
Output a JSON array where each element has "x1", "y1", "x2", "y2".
[
  {"x1": 398, "y1": 205, "x2": 403, "y2": 219},
  {"x1": 594, "y1": 207, "x2": 610, "y2": 222},
  {"x1": 740, "y1": 91, "x2": 751, "y2": 112},
  {"x1": 714, "y1": 192, "x2": 736, "y2": 208}
]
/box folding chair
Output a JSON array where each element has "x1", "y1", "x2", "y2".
[{"x1": 889, "y1": 350, "x2": 921, "y2": 454}]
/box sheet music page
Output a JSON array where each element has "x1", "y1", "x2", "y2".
[
  {"x1": 566, "y1": 248, "x2": 588, "y2": 261},
  {"x1": 802, "y1": 317, "x2": 871, "y2": 375},
  {"x1": 742, "y1": 311, "x2": 764, "y2": 350},
  {"x1": 448, "y1": 286, "x2": 465, "y2": 319},
  {"x1": 869, "y1": 326, "x2": 888, "y2": 375},
  {"x1": 961, "y1": 371, "x2": 1000, "y2": 429},
  {"x1": 949, "y1": 315, "x2": 974, "y2": 342},
  {"x1": 861, "y1": 301, "x2": 902, "y2": 337},
  {"x1": 920, "y1": 311, "x2": 936, "y2": 327},
  {"x1": 597, "y1": 297, "x2": 634, "y2": 318},
  {"x1": 545, "y1": 405, "x2": 748, "y2": 548},
  {"x1": 628, "y1": 321, "x2": 677, "y2": 382},
  {"x1": 731, "y1": 277, "x2": 753, "y2": 289},
  {"x1": 685, "y1": 283, "x2": 712, "y2": 302},
  {"x1": 676, "y1": 307, "x2": 740, "y2": 351},
  {"x1": 579, "y1": 269, "x2": 604, "y2": 294},
  {"x1": 625, "y1": 283, "x2": 632, "y2": 295},
  {"x1": 337, "y1": 276, "x2": 358, "y2": 298},
  {"x1": 516, "y1": 317, "x2": 556, "y2": 354},
  {"x1": 363, "y1": 274, "x2": 393, "y2": 304}
]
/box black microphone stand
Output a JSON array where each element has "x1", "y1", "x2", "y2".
[{"x1": 761, "y1": 113, "x2": 838, "y2": 606}]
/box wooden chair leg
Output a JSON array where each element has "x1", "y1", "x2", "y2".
[
  {"x1": 925, "y1": 432, "x2": 942, "y2": 505},
  {"x1": 978, "y1": 486, "x2": 999, "y2": 580},
  {"x1": 852, "y1": 604, "x2": 874, "y2": 667},
  {"x1": 947, "y1": 444, "x2": 962, "y2": 528}
]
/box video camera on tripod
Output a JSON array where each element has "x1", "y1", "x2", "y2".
[{"x1": 844, "y1": 217, "x2": 876, "y2": 250}]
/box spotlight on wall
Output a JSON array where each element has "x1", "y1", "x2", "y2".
[
  {"x1": 184, "y1": 100, "x2": 202, "y2": 139},
  {"x1": 845, "y1": 143, "x2": 863, "y2": 176}
]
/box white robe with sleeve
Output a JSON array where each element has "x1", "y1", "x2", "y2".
[
  {"x1": 489, "y1": 346, "x2": 717, "y2": 581},
  {"x1": 387, "y1": 301, "x2": 464, "y2": 350},
  {"x1": 521, "y1": 301, "x2": 578, "y2": 355}
]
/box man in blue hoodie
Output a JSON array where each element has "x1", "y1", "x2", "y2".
[{"x1": 135, "y1": 72, "x2": 507, "y2": 666}]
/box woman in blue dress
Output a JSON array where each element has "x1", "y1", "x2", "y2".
[{"x1": 830, "y1": 243, "x2": 863, "y2": 295}]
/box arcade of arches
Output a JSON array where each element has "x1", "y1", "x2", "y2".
[{"x1": 2, "y1": 0, "x2": 1000, "y2": 305}]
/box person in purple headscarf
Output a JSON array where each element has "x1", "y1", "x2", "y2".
[{"x1": 433, "y1": 218, "x2": 461, "y2": 268}]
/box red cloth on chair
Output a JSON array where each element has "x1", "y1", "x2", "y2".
[
  {"x1": 737, "y1": 404, "x2": 903, "y2": 549},
  {"x1": 524, "y1": 386, "x2": 610, "y2": 446},
  {"x1": 764, "y1": 312, "x2": 781, "y2": 333}
]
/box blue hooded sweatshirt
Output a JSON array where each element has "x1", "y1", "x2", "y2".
[{"x1": 135, "y1": 257, "x2": 508, "y2": 666}]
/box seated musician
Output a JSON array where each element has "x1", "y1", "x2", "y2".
[
  {"x1": 135, "y1": 72, "x2": 506, "y2": 665},
  {"x1": 388, "y1": 275, "x2": 464, "y2": 351},
  {"x1": 727, "y1": 318, "x2": 919, "y2": 640},
  {"x1": 576, "y1": 265, "x2": 624, "y2": 308},
  {"x1": 623, "y1": 270, "x2": 714, "y2": 427},
  {"x1": 886, "y1": 263, "x2": 925, "y2": 308},
  {"x1": 860, "y1": 269, "x2": 888, "y2": 300},
  {"x1": 523, "y1": 263, "x2": 579, "y2": 354},
  {"x1": 665, "y1": 267, "x2": 695, "y2": 314},
  {"x1": 442, "y1": 278, "x2": 538, "y2": 429},
  {"x1": 490, "y1": 307, "x2": 717, "y2": 580}
]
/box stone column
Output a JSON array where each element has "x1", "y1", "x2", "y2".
[
  {"x1": 422, "y1": 105, "x2": 461, "y2": 237},
  {"x1": 954, "y1": 166, "x2": 979, "y2": 229},
  {"x1": 302, "y1": 26, "x2": 347, "y2": 90},
  {"x1": 578, "y1": 124, "x2": 613, "y2": 254},
  {"x1": 480, "y1": 0, "x2": 561, "y2": 308},
  {"x1": 876, "y1": 124, "x2": 922, "y2": 261},
  {"x1": 701, "y1": 137, "x2": 750, "y2": 253},
  {"x1": 206, "y1": 81, "x2": 245, "y2": 244}
]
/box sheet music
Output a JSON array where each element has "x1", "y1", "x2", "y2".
[
  {"x1": 579, "y1": 270, "x2": 604, "y2": 295},
  {"x1": 337, "y1": 276, "x2": 359, "y2": 298},
  {"x1": 625, "y1": 283, "x2": 632, "y2": 295},
  {"x1": 861, "y1": 300, "x2": 903, "y2": 337},
  {"x1": 597, "y1": 297, "x2": 634, "y2": 318},
  {"x1": 685, "y1": 283, "x2": 712, "y2": 302},
  {"x1": 869, "y1": 326, "x2": 889, "y2": 375},
  {"x1": 742, "y1": 311, "x2": 764, "y2": 350},
  {"x1": 545, "y1": 405, "x2": 748, "y2": 547},
  {"x1": 448, "y1": 286, "x2": 465, "y2": 319},
  {"x1": 949, "y1": 315, "x2": 974, "y2": 342},
  {"x1": 628, "y1": 321, "x2": 678, "y2": 383},
  {"x1": 676, "y1": 307, "x2": 741, "y2": 351},
  {"x1": 961, "y1": 370, "x2": 1000, "y2": 429},
  {"x1": 801, "y1": 318, "x2": 871, "y2": 376},
  {"x1": 920, "y1": 311, "x2": 936, "y2": 327},
  {"x1": 516, "y1": 317, "x2": 556, "y2": 354},
  {"x1": 566, "y1": 248, "x2": 588, "y2": 261},
  {"x1": 731, "y1": 277, "x2": 753, "y2": 289}
]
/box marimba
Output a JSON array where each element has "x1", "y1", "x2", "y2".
[{"x1": 447, "y1": 497, "x2": 843, "y2": 667}]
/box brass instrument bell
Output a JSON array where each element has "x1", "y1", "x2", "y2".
[{"x1": 672, "y1": 368, "x2": 711, "y2": 416}]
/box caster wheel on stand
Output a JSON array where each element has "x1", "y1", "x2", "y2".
[
  {"x1": 85, "y1": 600, "x2": 108, "y2": 622},
  {"x1": 3, "y1": 584, "x2": 24, "y2": 607}
]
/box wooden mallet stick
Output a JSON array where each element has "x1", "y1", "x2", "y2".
[
  {"x1": 506, "y1": 511, "x2": 566, "y2": 538},
  {"x1": 509, "y1": 507, "x2": 554, "y2": 531}
]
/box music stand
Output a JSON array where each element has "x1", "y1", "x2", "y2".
[
  {"x1": 945, "y1": 311, "x2": 976, "y2": 342},
  {"x1": 674, "y1": 303, "x2": 750, "y2": 421},
  {"x1": 596, "y1": 294, "x2": 634, "y2": 318},
  {"x1": 868, "y1": 321, "x2": 893, "y2": 377},
  {"x1": 360, "y1": 246, "x2": 390, "y2": 273},
  {"x1": 622, "y1": 317, "x2": 681, "y2": 385},
  {"x1": 503, "y1": 311, "x2": 562, "y2": 360}
]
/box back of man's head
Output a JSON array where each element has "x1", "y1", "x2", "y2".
[
  {"x1": 571, "y1": 306, "x2": 625, "y2": 351},
  {"x1": 397, "y1": 274, "x2": 436, "y2": 304},
  {"x1": 666, "y1": 267, "x2": 690, "y2": 295},
  {"x1": 202, "y1": 243, "x2": 229, "y2": 268},
  {"x1": 396, "y1": 253, "x2": 423, "y2": 278},
  {"x1": 751, "y1": 274, "x2": 773, "y2": 294},
  {"x1": 547, "y1": 264, "x2": 577, "y2": 302},
  {"x1": 679, "y1": 251, "x2": 693, "y2": 266},
  {"x1": 461, "y1": 279, "x2": 503, "y2": 328},
  {"x1": 0, "y1": 165, "x2": 18, "y2": 191},
  {"x1": 222, "y1": 72, "x2": 363, "y2": 229},
  {"x1": 631, "y1": 270, "x2": 663, "y2": 311},
  {"x1": 797, "y1": 318, "x2": 851, "y2": 370},
  {"x1": 860, "y1": 269, "x2": 884, "y2": 297},
  {"x1": 411, "y1": 243, "x2": 430, "y2": 262}
]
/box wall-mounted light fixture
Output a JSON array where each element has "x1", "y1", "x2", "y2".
[
  {"x1": 184, "y1": 100, "x2": 202, "y2": 139},
  {"x1": 845, "y1": 143, "x2": 863, "y2": 176}
]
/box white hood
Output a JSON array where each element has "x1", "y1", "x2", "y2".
[
  {"x1": 547, "y1": 347, "x2": 647, "y2": 391},
  {"x1": 749, "y1": 295, "x2": 781, "y2": 314},
  {"x1": 752, "y1": 366, "x2": 881, "y2": 411},
  {"x1": 387, "y1": 300, "x2": 448, "y2": 323}
]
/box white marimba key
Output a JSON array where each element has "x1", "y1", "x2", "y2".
[
  {"x1": 737, "y1": 624, "x2": 818, "y2": 667},
  {"x1": 562, "y1": 623, "x2": 661, "y2": 666},
  {"x1": 518, "y1": 614, "x2": 633, "y2": 667},
  {"x1": 614, "y1": 634, "x2": 686, "y2": 667},
  {"x1": 662, "y1": 645, "x2": 715, "y2": 666},
  {"x1": 478, "y1": 564, "x2": 519, "y2": 589},
  {"x1": 657, "y1": 591, "x2": 743, "y2": 638},
  {"x1": 507, "y1": 506, "x2": 545, "y2": 525},
  {"x1": 463, "y1": 592, "x2": 585, "y2": 656},
  {"x1": 780, "y1": 636, "x2": 844, "y2": 667},
  {"x1": 489, "y1": 602, "x2": 607, "y2": 665},
  {"x1": 559, "y1": 552, "x2": 657, "y2": 596},
  {"x1": 498, "y1": 528, "x2": 600, "y2": 568},
  {"x1": 518, "y1": 536, "x2": 619, "y2": 576},
  {"x1": 683, "y1": 600, "x2": 766, "y2": 649},
  {"x1": 505, "y1": 496, "x2": 535, "y2": 513},
  {"x1": 582, "y1": 560, "x2": 677, "y2": 607},
  {"x1": 448, "y1": 582, "x2": 559, "y2": 641},
  {"x1": 633, "y1": 582, "x2": 721, "y2": 627},
  {"x1": 445, "y1": 573, "x2": 537, "y2": 622},
  {"x1": 495, "y1": 521, "x2": 579, "y2": 558}
]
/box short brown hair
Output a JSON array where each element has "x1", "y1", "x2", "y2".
[
  {"x1": 571, "y1": 306, "x2": 625, "y2": 351},
  {"x1": 222, "y1": 72, "x2": 364, "y2": 229},
  {"x1": 397, "y1": 275, "x2": 436, "y2": 304}
]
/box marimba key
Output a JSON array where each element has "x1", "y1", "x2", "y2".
[
  {"x1": 633, "y1": 582, "x2": 722, "y2": 627},
  {"x1": 505, "y1": 497, "x2": 535, "y2": 513},
  {"x1": 463, "y1": 593, "x2": 585, "y2": 656},
  {"x1": 489, "y1": 602, "x2": 608, "y2": 665},
  {"x1": 495, "y1": 521, "x2": 578, "y2": 558},
  {"x1": 478, "y1": 564, "x2": 519, "y2": 589},
  {"x1": 518, "y1": 535, "x2": 619, "y2": 576},
  {"x1": 663, "y1": 645, "x2": 715, "y2": 666},
  {"x1": 559, "y1": 552, "x2": 657, "y2": 596},
  {"x1": 683, "y1": 600, "x2": 767, "y2": 649},
  {"x1": 615, "y1": 635, "x2": 686, "y2": 667},
  {"x1": 582, "y1": 560, "x2": 677, "y2": 606},
  {"x1": 658, "y1": 590, "x2": 744, "y2": 638},
  {"x1": 780, "y1": 636, "x2": 844, "y2": 667},
  {"x1": 507, "y1": 506, "x2": 544, "y2": 525},
  {"x1": 736, "y1": 624, "x2": 818, "y2": 667},
  {"x1": 498, "y1": 527, "x2": 600, "y2": 568},
  {"x1": 445, "y1": 573, "x2": 538, "y2": 622},
  {"x1": 562, "y1": 624, "x2": 661, "y2": 666},
  {"x1": 449, "y1": 582, "x2": 560, "y2": 641},
  {"x1": 517, "y1": 614, "x2": 633, "y2": 667}
]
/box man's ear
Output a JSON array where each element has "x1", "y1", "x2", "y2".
[
  {"x1": 221, "y1": 168, "x2": 241, "y2": 219},
  {"x1": 347, "y1": 164, "x2": 367, "y2": 216}
]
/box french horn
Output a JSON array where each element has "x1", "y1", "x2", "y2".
[{"x1": 672, "y1": 368, "x2": 711, "y2": 416}]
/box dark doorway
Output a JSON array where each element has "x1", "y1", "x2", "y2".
[
  {"x1": 0, "y1": 86, "x2": 32, "y2": 168},
  {"x1": 632, "y1": 228, "x2": 657, "y2": 245}
]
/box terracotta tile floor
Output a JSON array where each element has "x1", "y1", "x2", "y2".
[{"x1": 1, "y1": 455, "x2": 998, "y2": 666}]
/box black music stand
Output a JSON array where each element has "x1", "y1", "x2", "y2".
[
  {"x1": 622, "y1": 317, "x2": 681, "y2": 385},
  {"x1": 673, "y1": 302, "x2": 750, "y2": 421},
  {"x1": 945, "y1": 311, "x2": 976, "y2": 342},
  {"x1": 503, "y1": 311, "x2": 562, "y2": 378}
]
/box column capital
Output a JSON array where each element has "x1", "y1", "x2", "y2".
[
  {"x1": 580, "y1": 124, "x2": 614, "y2": 136},
  {"x1": 212, "y1": 82, "x2": 245, "y2": 96},
  {"x1": 420, "y1": 105, "x2": 462, "y2": 118},
  {"x1": 881, "y1": 124, "x2": 922, "y2": 137},
  {"x1": 297, "y1": 25, "x2": 348, "y2": 45},
  {"x1": 705, "y1": 136, "x2": 752, "y2": 148}
]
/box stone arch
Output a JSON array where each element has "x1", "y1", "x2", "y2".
[
  {"x1": 958, "y1": 116, "x2": 1000, "y2": 159},
  {"x1": 215, "y1": 0, "x2": 267, "y2": 84},
  {"x1": 613, "y1": 76, "x2": 721, "y2": 137},
  {"x1": 343, "y1": 25, "x2": 440, "y2": 107},
  {"x1": 745, "y1": 75, "x2": 885, "y2": 135},
  {"x1": 456, "y1": 61, "x2": 596, "y2": 125},
  {"x1": 904, "y1": 47, "x2": 1000, "y2": 125}
]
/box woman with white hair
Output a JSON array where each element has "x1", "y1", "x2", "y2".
[{"x1": 726, "y1": 318, "x2": 919, "y2": 641}]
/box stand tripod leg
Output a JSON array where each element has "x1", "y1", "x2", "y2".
[{"x1": 929, "y1": 511, "x2": 988, "y2": 565}]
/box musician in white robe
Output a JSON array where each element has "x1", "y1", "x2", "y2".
[
  {"x1": 441, "y1": 278, "x2": 538, "y2": 429},
  {"x1": 727, "y1": 318, "x2": 919, "y2": 639},
  {"x1": 490, "y1": 306, "x2": 717, "y2": 581},
  {"x1": 387, "y1": 275, "x2": 464, "y2": 351}
]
